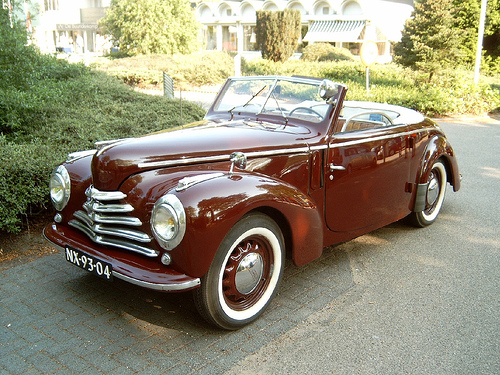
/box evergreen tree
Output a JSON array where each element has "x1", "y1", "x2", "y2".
[
  {"x1": 100, "y1": 0, "x2": 200, "y2": 55},
  {"x1": 452, "y1": 0, "x2": 500, "y2": 68},
  {"x1": 394, "y1": 0, "x2": 462, "y2": 80},
  {"x1": 256, "y1": 10, "x2": 301, "y2": 63}
]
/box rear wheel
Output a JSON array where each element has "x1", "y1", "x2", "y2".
[
  {"x1": 194, "y1": 213, "x2": 285, "y2": 330},
  {"x1": 410, "y1": 160, "x2": 447, "y2": 227}
]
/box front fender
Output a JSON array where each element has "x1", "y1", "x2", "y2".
[{"x1": 167, "y1": 172, "x2": 323, "y2": 277}]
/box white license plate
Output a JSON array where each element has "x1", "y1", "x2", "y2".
[{"x1": 65, "y1": 247, "x2": 113, "y2": 281}]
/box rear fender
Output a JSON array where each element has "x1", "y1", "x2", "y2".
[{"x1": 413, "y1": 135, "x2": 461, "y2": 211}]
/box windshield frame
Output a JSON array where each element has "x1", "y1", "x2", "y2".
[{"x1": 206, "y1": 76, "x2": 343, "y2": 127}]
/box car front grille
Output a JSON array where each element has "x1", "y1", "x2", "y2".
[{"x1": 68, "y1": 185, "x2": 158, "y2": 258}]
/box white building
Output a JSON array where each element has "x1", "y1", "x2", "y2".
[
  {"x1": 196, "y1": 0, "x2": 414, "y2": 61},
  {"x1": 28, "y1": 0, "x2": 111, "y2": 54}
]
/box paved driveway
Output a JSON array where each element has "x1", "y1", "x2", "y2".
[{"x1": 1, "y1": 118, "x2": 499, "y2": 374}]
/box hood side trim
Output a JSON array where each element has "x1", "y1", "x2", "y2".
[{"x1": 138, "y1": 147, "x2": 311, "y2": 169}]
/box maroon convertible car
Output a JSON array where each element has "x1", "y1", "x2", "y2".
[{"x1": 45, "y1": 76, "x2": 460, "y2": 329}]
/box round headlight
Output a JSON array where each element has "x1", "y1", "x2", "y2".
[
  {"x1": 151, "y1": 194, "x2": 186, "y2": 250},
  {"x1": 50, "y1": 165, "x2": 71, "y2": 211},
  {"x1": 152, "y1": 204, "x2": 178, "y2": 241}
]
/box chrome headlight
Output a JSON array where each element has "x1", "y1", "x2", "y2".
[
  {"x1": 151, "y1": 194, "x2": 186, "y2": 250},
  {"x1": 49, "y1": 165, "x2": 71, "y2": 211}
]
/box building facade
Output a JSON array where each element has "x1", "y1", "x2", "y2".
[
  {"x1": 27, "y1": 0, "x2": 111, "y2": 54},
  {"x1": 196, "y1": 0, "x2": 414, "y2": 61}
]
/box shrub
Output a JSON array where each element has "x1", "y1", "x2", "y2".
[
  {"x1": 256, "y1": 10, "x2": 301, "y2": 62},
  {"x1": 92, "y1": 51, "x2": 234, "y2": 89},
  {"x1": 242, "y1": 58, "x2": 500, "y2": 116},
  {"x1": 301, "y1": 43, "x2": 354, "y2": 62},
  {"x1": 1, "y1": 68, "x2": 206, "y2": 233}
]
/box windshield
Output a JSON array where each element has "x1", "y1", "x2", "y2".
[{"x1": 214, "y1": 77, "x2": 332, "y2": 123}]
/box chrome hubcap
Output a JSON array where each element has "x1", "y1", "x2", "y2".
[
  {"x1": 235, "y1": 252, "x2": 264, "y2": 295},
  {"x1": 427, "y1": 172, "x2": 440, "y2": 206}
]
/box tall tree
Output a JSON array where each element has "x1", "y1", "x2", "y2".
[
  {"x1": 100, "y1": 0, "x2": 200, "y2": 55},
  {"x1": 452, "y1": 0, "x2": 500, "y2": 67},
  {"x1": 256, "y1": 10, "x2": 301, "y2": 63},
  {"x1": 394, "y1": 0, "x2": 462, "y2": 80}
]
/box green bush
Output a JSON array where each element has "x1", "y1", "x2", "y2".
[
  {"x1": 301, "y1": 43, "x2": 355, "y2": 62},
  {"x1": 1, "y1": 67, "x2": 206, "y2": 233},
  {"x1": 242, "y1": 59, "x2": 500, "y2": 115},
  {"x1": 92, "y1": 51, "x2": 234, "y2": 89},
  {"x1": 256, "y1": 10, "x2": 301, "y2": 62}
]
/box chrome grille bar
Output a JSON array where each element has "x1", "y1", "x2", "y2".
[
  {"x1": 70, "y1": 185, "x2": 157, "y2": 258},
  {"x1": 69, "y1": 220, "x2": 158, "y2": 257},
  {"x1": 84, "y1": 201, "x2": 134, "y2": 213}
]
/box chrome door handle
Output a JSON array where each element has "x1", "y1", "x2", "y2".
[{"x1": 330, "y1": 163, "x2": 346, "y2": 171}]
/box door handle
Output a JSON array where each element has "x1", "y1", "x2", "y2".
[{"x1": 330, "y1": 163, "x2": 346, "y2": 171}]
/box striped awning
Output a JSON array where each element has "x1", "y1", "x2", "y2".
[{"x1": 303, "y1": 20, "x2": 366, "y2": 43}]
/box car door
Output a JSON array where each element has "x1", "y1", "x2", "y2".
[{"x1": 325, "y1": 115, "x2": 411, "y2": 232}]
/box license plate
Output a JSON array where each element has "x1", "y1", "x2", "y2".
[{"x1": 65, "y1": 247, "x2": 113, "y2": 281}]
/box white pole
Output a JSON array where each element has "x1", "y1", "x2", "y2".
[{"x1": 474, "y1": 0, "x2": 488, "y2": 84}]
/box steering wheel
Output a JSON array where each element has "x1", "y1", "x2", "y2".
[{"x1": 289, "y1": 107, "x2": 323, "y2": 119}]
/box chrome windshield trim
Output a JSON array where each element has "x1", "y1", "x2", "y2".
[{"x1": 112, "y1": 271, "x2": 201, "y2": 292}]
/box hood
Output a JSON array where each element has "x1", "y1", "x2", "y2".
[{"x1": 91, "y1": 119, "x2": 315, "y2": 190}]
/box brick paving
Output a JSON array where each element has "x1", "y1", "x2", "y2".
[{"x1": 0, "y1": 245, "x2": 353, "y2": 374}]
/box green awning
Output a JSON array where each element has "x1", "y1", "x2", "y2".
[{"x1": 303, "y1": 20, "x2": 366, "y2": 43}]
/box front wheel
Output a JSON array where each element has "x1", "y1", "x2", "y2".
[
  {"x1": 193, "y1": 213, "x2": 285, "y2": 330},
  {"x1": 410, "y1": 160, "x2": 447, "y2": 227}
]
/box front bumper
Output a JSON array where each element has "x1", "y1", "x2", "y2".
[{"x1": 44, "y1": 223, "x2": 201, "y2": 292}]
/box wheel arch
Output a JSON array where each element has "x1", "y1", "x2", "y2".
[
  {"x1": 416, "y1": 135, "x2": 461, "y2": 191},
  {"x1": 412, "y1": 134, "x2": 460, "y2": 213}
]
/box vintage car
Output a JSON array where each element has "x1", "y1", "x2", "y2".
[{"x1": 44, "y1": 76, "x2": 461, "y2": 330}]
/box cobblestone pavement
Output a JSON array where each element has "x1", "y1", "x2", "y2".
[{"x1": 0, "y1": 243, "x2": 353, "y2": 374}]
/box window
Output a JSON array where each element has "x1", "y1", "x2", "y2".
[{"x1": 44, "y1": 0, "x2": 59, "y2": 11}]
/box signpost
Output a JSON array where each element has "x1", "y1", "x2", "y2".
[{"x1": 360, "y1": 41, "x2": 378, "y2": 96}]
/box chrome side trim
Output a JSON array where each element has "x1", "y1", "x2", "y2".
[
  {"x1": 138, "y1": 147, "x2": 311, "y2": 169},
  {"x1": 330, "y1": 128, "x2": 428, "y2": 148},
  {"x1": 69, "y1": 220, "x2": 158, "y2": 257},
  {"x1": 176, "y1": 172, "x2": 225, "y2": 192},
  {"x1": 112, "y1": 271, "x2": 201, "y2": 292},
  {"x1": 66, "y1": 150, "x2": 96, "y2": 163}
]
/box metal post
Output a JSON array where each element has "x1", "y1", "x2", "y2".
[
  {"x1": 366, "y1": 67, "x2": 370, "y2": 96},
  {"x1": 474, "y1": 0, "x2": 488, "y2": 84}
]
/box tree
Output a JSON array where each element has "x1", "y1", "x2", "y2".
[
  {"x1": 452, "y1": 0, "x2": 500, "y2": 68},
  {"x1": 256, "y1": 10, "x2": 301, "y2": 63},
  {"x1": 394, "y1": 0, "x2": 462, "y2": 80},
  {"x1": 100, "y1": 0, "x2": 200, "y2": 55}
]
